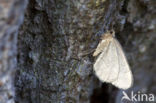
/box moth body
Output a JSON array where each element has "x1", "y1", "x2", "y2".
[{"x1": 93, "y1": 30, "x2": 133, "y2": 90}]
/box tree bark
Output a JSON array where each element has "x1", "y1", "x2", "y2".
[
  {"x1": 0, "y1": 0, "x2": 27, "y2": 103},
  {"x1": 15, "y1": 0, "x2": 156, "y2": 103}
]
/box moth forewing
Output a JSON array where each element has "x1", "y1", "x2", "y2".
[
  {"x1": 93, "y1": 39, "x2": 109, "y2": 57},
  {"x1": 93, "y1": 31, "x2": 133, "y2": 90},
  {"x1": 94, "y1": 41, "x2": 120, "y2": 82},
  {"x1": 112, "y1": 39, "x2": 133, "y2": 89}
]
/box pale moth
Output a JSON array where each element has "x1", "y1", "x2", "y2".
[{"x1": 93, "y1": 30, "x2": 133, "y2": 90}]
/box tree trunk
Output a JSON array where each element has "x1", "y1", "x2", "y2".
[
  {"x1": 0, "y1": 0, "x2": 27, "y2": 103},
  {"x1": 15, "y1": 0, "x2": 156, "y2": 103}
]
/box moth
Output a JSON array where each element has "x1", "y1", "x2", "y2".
[{"x1": 93, "y1": 30, "x2": 133, "y2": 89}]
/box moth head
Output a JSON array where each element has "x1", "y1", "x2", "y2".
[
  {"x1": 101, "y1": 30, "x2": 115, "y2": 40},
  {"x1": 109, "y1": 30, "x2": 115, "y2": 37}
]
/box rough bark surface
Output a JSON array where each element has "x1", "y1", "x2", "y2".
[
  {"x1": 15, "y1": 0, "x2": 156, "y2": 103},
  {"x1": 0, "y1": 0, "x2": 27, "y2": 103}
]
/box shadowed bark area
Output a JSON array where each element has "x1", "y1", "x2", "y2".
[
  {"x1": 15, "y1": 0, "x2": 156, "y2": 103},
  {"x1": 0, "y1": 0, "x2": 27, "y2": 103}
]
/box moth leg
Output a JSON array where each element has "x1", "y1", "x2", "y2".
[
  {"x1": 78, "y1": 49, "x2": 95, "y2": 58},
  {"x1": 70, "y1": 49, "x2": 95, "y2": 61}
]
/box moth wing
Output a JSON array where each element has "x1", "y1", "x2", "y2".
[
  {"x1": 93, "y1": 39, "x2": 109, "y2": 57},
  {"x1": 94, "y1": 40, "x2": 120, "y2": 83},
  {"x1": 112, "y1": 39, "x2": 133, "y2": 89}
]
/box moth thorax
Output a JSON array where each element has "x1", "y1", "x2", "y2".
[{"x1": 101, "y1": 33, "x2": 114, "y2": 40}]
